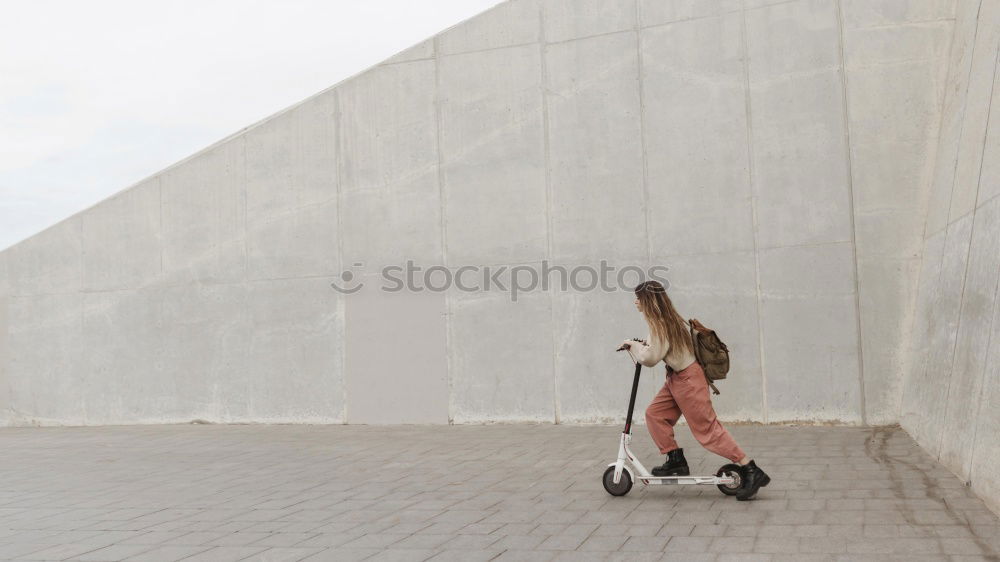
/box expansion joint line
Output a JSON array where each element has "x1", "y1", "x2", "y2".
[{"x1": 835, "y1": 0, "x2": 867, "y2": 425}]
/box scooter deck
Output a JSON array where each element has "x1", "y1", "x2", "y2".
[{"x1": 635, "y1": 475, "x2": 735, "y2": 485}]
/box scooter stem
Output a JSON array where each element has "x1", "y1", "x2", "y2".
[{"x1": 623, "y1": 358, "x2": 642, "y2": 435}]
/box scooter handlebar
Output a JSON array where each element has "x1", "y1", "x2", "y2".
[{"x1": 616, "y1": 338, "x2": 647, "y2": 352}]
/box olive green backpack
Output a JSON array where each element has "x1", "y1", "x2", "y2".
[{"x1": 688, "y1": 318, "x2": 729, "y2": 395}]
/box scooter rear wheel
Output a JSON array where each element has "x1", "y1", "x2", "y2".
[
  {"x1": 602, "y1": 466, "x2": 633, "y2": 496},
  {"x1": 716, "y1": 463, "x2": 743, "y2": 496}
]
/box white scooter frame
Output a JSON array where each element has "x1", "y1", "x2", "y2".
[{"x1": 602, "y1": 348, "x2": 742, "y2": 497}]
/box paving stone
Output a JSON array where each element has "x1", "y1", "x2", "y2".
[
  {"x1": 710, "y1": 536, "x2": 757, "y2": 552},
  {"x1": 385, "y1": 534, "x2": 453, "y2": 550},
  {"x1": 242, "y1": 547, "x2": 327, "y2": 561},
  {"x1": 456, "y1": 522, "x2": 504, "y2": 535},
  {"x1": 364, "y1": 549, "x2": 437, "y2": 561},
  {"x1": 20, "y1": 543, "x2": 110, "y2": 561},
  {"x1": 337, "y1": 533, "x2": 405, "y2": 549},
  {"x1": 120, "y1": 545, "x2": 212, "y2": 561},
  {"x1": 178, "y1": 546, "x2": 271, "y2": 561},
  {"x1": 692, "y1": 524, "x2": 728, "y2": 536},
  {"x1": 577, "y1": 535, "x2": 628, "y2": 551},
  {"x1": 798, "y1": 536, "x2": 848, "y2": 554},
  {"x1": 299, "y1": 548, "x2": 377, "y2": 561},
  {"x1": 249, "y1": 532, "x2": 320, "y2": 547},
  {"x1": 752, "y1": 536, "x2": 798, "y2": 554},
  {"x1": 0, "y1": 425, "x2": 997, "y2": 561},
  {"x1": 492, "y1": 550, "x2": 557, "y2": 561},
  {"x1": 71, "y1": 544, "x2": 159, "y2": 561},
  {"x1": 425, "y1": 550, "x2": 505, "y2": 561},
  {"x1": 661, "y1": 554, "x2": 718, "y2": 562},
  {"x1": 664, "y1": 536, "x2": 715, "y2": 552},
  {"x1": 535, "y1": 534, "x2": 587, "y2": 550},
  {"x1": 493, "y1": 534, "x2": 548, "y2": 550},
  {"x1": 549, "y1": 553, "x2": 613, "y2": 562},
  {"x1": 594, "y1": 523, "x2": 663, "y2": 537},
  {"x1": 621, "y1": 535, "x2": 670, "y2": 551},
  {"x1": 115, "y1": 532, "x2": 189, "y2": 545}
]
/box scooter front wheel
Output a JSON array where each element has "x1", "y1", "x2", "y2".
[{"x1": 602, "y1": 466, "x2": 633, "y2": 496}]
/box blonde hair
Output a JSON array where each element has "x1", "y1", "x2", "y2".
[{"x1": 634, "y1": 280, "x2": 692, "y2": 356}]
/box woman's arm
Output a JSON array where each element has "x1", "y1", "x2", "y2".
[{"x1": 623, "y1": 335, "x2": 668, "y2": 367}]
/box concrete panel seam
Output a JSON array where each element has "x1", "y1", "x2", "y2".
[
  {"x1": 974, "y1": 44, "x2": 1000, "y2": 210},
  {"x1": 380, "y1": 56, "x2": 434, "y2": 67},
  {"x1": 157, "y1": 176, "x2": 164, "y2": 277},
  {"x1": 334, "y1": 88, "x2": 348, "y2": 425},
  {"x1": 648, "y1": 240, "x2": 860, "y2": 265},
  {"x1": 925, "y1": 220, "x2": 950, "y2": 240},
  {"x1": 901, "y1": 232, "x2": 949, "y2": 426},
  {"x1": 639, "y1": 0, "x2": 800, "y2": 33},
  {"x1": 979, "y1": 190, "x2": 1000, "y2": 210},
  {"x1": 740, "y1": 0, "x2": 768, "y2": 423},
  {"x1": 240, "y1": 137, "x2": 249, "y2": 280},
  {"x1": 756, "y1": 238, "x2": 855, "y2": 253},
  {"x1": 437, "y1": 40, "x2": 540, "y2": 60},
  {"x1": 748, "y1": 64, "x2": 849, "y2": 86},
  {"x1": 381, "y1": 58, "x2": 434, "y2": 66},
  {"x1": 433, "y1": 36, "x2": 455, "y2": 425},
  {"x1": 746, "y1": 0, "x2": 798, "y2": 12},
  {"x1": 640, "y1": 9, "x2": 744, "y2": 32},
  {"x1": 24, "y1": 274, "x2": 340, "y2": 299},
  {"x1": 636, "y1": 0, "x2": 652, "y2": 266},
  {"x1": 966, "y1": 238, "x2": 1000, "y2": 481},
  {"x1": 835, "y1": 0, "x2": 867, "y2": 425},
  {"x1": 244, "y1": 197, "x2": 340, "y2": 228},
  {"x1": 77, "y1": 216, "x2": 83, "y2": 296},
  {"x1": 851, "y1": 19, "x2": 959, "y2": 32},
  {"x1": 943, "y1": 0, "x2": 985, "y2": 230},
  {"x1": 538, "y1": 2, "x2": 559, "y2": 425},
  {"x1": 897, "y1": 265, "x2": 928, "y2": 423},
  {"x1": 848, "y1": 55, "x2": 956, "y2": 72},
  {"x1": 933, "y1": 217, "x2": 974, "y2": 459},
  {"x1": 544, "y1": 28, "x2": 636, "y2": 48},
  {"x1": 940, "y1": 44, "x2": 1000, "y2": 454},
  {"x1": 913, "y1": 14, "x2": 962, "y2": 431},
  {"x1": 247, "y1": 274, "x2": 343, "y2": 285}
]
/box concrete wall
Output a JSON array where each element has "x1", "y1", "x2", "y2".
[
  {"x1": 0, "y1": 0, "x2": 958, "y2": 429},
  {"x1": 900, "y1": 0, "x2": 1000, "y2": 515},
  {"x1": 0, "y1": 250, "x2": 8, "y2": 426}
]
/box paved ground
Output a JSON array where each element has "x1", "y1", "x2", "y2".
[{"x1": 0, "y1": 424, "x2": 998, "y2": 562}]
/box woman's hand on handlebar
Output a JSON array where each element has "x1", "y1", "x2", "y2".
[{"x1": 617, "y1": 338, "x2": 647, "y2": 352}]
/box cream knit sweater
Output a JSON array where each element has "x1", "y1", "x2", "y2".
[{"x1": 625, "y1": 331, "x2": 697, "y2": 372}]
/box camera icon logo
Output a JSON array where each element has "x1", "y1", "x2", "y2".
[{"x1": 330, "y1": 262, "x2": 365, "y2": 294}]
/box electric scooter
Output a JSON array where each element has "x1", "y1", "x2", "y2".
[{"x1": 602, "y1": 345, "x2": 743, "y2": 497}]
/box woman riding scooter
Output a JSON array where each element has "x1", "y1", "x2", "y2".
[{"x1": 621, "y1": 280, "x2": 770, "y2": 501}]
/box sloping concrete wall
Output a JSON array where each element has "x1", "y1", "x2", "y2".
[
  {"x1": 0, "y1": 251, "x2": 8, "y2": 425},
  {"x1": 900, "y1": 0, "x2": 1000, "y2": 516},
  {"x1": 0, "y1": 0, "x2": 957, "y2": 429}
]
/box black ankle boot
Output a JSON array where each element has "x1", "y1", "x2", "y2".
[
  {"x1": 736, "y1": 460, "x2": 770, "y2": 501},
  {"x1": 652, "y1": 448, "x2": 690, "y2": 476}
]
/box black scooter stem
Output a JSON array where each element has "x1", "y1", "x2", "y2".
[{"x1": 623, "y1": 361, "x2": 642, "y2": 434}]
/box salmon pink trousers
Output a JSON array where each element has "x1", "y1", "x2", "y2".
[{"x1": 644, "y1": 361, "x2": 746, "y2": 463}]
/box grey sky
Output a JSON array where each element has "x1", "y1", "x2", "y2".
[{"x1": 0, "y1": 0, "x2": 500, "y2": 250}]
